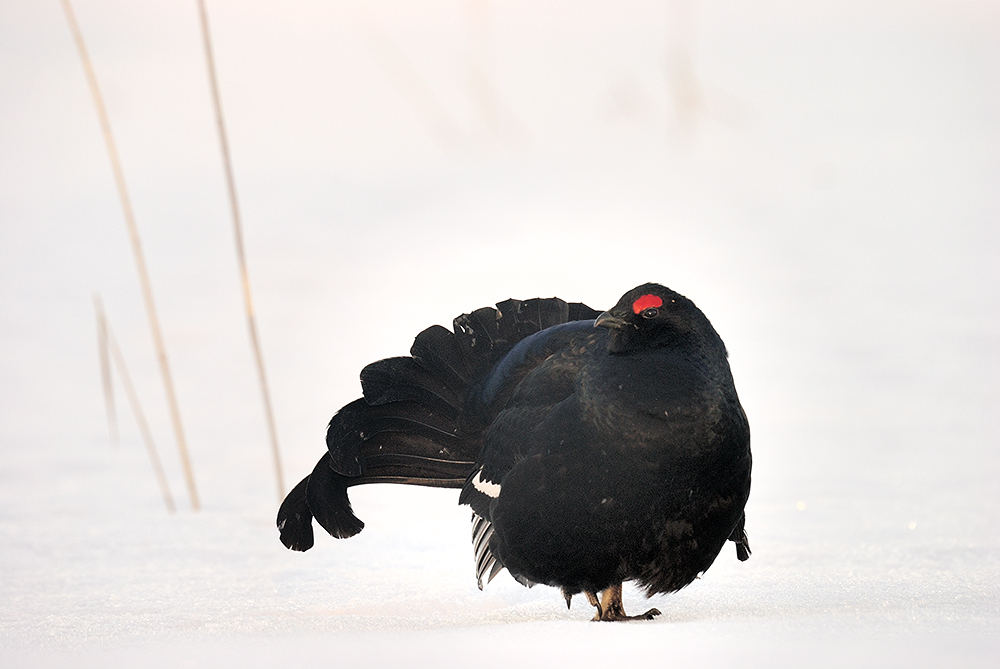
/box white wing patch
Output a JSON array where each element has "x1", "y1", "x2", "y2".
[{"x1": 472, "y1": 470, "x2": 501, "y2": 498}]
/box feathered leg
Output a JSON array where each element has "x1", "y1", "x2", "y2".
[{"x1": 592, "y1": 583, "x2": 660, "y2": 622}]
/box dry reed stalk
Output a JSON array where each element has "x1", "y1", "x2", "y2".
[
  {"x1": 61, "y1": 0, "x2": 199, "y2": 510},
  {"x1": 95, "y1": 297, "x2": 176, "y2": 514},
  {"x1": 196, "y1": 0, "x2": 285, "y2": 499},
  {"x1": 465, "y1": 0, "x2": 524, "y2": 145},
  {"x1": 95, "y1": 294, "x2": 119, "y2": 448},
  {"x1": 359, "y1": 15, "x2": 466, "y2": 152}
]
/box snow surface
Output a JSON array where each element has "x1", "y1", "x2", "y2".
[{"x1": 1, "y1": 0, "x2": 998, "y2": 666}]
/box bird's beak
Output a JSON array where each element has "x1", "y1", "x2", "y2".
[{"x1": 595, "y1": 311, "x2": 627, "y2": 330}]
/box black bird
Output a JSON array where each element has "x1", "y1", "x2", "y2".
[{"x1": 278, "y1": 283, "x2": 751, "y2": 621}]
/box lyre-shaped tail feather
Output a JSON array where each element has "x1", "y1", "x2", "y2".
[
  {"x1": 277, "y1": 475, "x2": 314, "y2": 551},
  {"x1": 277, "y1": 453, "x2": 366, "y2": 548},
  {"x1": 306, "y1": 452, "x2": 365, "y2": 539}
]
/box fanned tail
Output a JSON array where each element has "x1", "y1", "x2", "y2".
[
  {"x1": 278, "y1": 297, "x2": 601, "y2": 549},
  {"x1": 276, "y1": 476, "x2": 314, "y2": 551}
]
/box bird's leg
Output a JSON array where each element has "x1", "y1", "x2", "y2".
[
  {"x1": 594, "y1": 583, "x2": 661, "y2": 622},
  {"x1": 585, "y1": 590, "x2": 603, "y2": 621},
  {"x1": 599, "y1": 583, "x2": 628, "y2": 620}
]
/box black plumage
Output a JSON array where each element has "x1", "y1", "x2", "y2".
[{"x1": 277, "y1": 283, "x2": 751, "y2": 621}]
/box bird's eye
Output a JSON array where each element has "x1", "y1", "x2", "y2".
[{"x1": 641, "y1": 308, "x2": 659, "y2": 319}]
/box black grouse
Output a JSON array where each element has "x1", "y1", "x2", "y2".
[{"x1": 277, "y1": 283, "x2": 751, "y2": 621}]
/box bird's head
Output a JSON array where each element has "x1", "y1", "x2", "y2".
[{"x1": 595, "y1": 283, "x2": 717, "y2": 355}]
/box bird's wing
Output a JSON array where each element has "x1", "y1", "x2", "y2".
[
  {"x1": 469, "y1": 319, "x2": 601, "y2": 419},
  {"x1": 459, "y1": 321, "x2": 605, "y2": 588},
  {"x1": 460, "y1": 320, "x2": 601, "y2": 513}
]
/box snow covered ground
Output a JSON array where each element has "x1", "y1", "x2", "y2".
[{"x1": 1, "y1": 0, "x2": 998, "y2": 666}]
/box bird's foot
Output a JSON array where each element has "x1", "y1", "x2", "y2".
[
  {"x1": 601, "y1": 607, "x2": 661, "y2": 621},
  {"x1": 589, "y1": 583, "x2": 661, "y2": 622}
]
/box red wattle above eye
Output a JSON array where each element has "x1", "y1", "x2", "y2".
[{"x1": 632, "y1": 294, "x2": 664, "y2": 314}]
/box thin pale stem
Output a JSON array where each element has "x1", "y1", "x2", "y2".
[
  {"x1": 61, "y1": 0, "x2": 198, "y2": 509},
  {"x1": 98, "y1": 301, "x2": 177, "y2": 514},
  {"x1": 196, "y1": 0, "x2": 285, "y2": 499}
]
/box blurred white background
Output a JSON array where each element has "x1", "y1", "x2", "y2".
[{"x1": 1, "y1": 0, "x2": 998, "y2": 665}]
